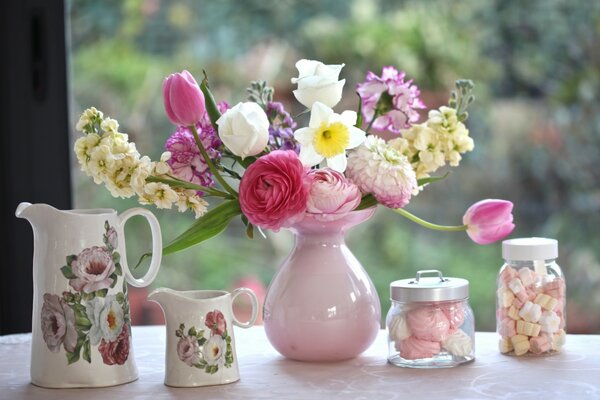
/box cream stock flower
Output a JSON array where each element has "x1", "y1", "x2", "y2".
[
  {"x1": 294, "y1": 102, "x2": 366, "y2": 172},
  {"x1": 76, "y1": 107, "x2": 103, "y2": 133},
  {"x1": 74, "y1": 133, "x2": 101, "y2": 174},
  {"x1": 140, "y1": 182, "x2": 179, "y2": 209},
  {"x1": 177, "y1": 190, "x2": 209, "y2": 218}
]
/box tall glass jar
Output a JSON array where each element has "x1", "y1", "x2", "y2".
[
  {"x1": 497, "y1": 238, "x2": 566, "y2": 356},
  {"x1": 386, "y1": 270, "x2": 475, "y2": 368}
]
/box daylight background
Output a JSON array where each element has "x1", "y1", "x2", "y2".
[{"x1": 68, "y1": 0, "x2": 600, "y2": 332}]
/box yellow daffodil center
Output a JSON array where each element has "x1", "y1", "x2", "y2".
[{"x1": 313, "y1": 122, "x2": 349, "y2": 158}]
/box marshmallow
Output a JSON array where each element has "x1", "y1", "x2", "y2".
[
  {"x1": 516, "y1": 320, "x2": 541, "y2": 337},
  {"x1": 539, "y1": 311, "x2": 561, "y2": 334},
  {"x1": 513, "y1": 297, "x2": 525, "y2": 310},
  {"x1": 499, "y1": 317, "x2": 516, "y2": 338},
  {"x1": 518, "y1": 268, "x2": 536, "y2": 287},
  {"x1": 497, "y1": 307, "x2": 509, "y2": 320},
  {"x1": 552, "y1": 329, "x2": 566, "y2": 351},
  {"x1": 508, "y1": 305, "x2": 521, "y2": 321},
  {"x1": 508, "y1": 278, "x2": 526, "y2": 295},
  {"x1": 519, "y1": 301, "x2": 542, "y2": 323},
  {"x1": 544, "y1": 278, "x2": 566, "y2": 299},
  {"x1": 499, "y1": 266, "x2": 518, "y2": 286},
  {"x1": 499, "y1": 338, "x2": 513, "y2": 354},
  {"x1": 534, "y1": 293, "x2": 558, "y2": 311},
  {"x1": 530, "y1": 335, "x2": 551, "y2": 354},
  {"x1": 497, "y1": 287, "x2": 515, "y2": 308},
  {"x1": 511, "y1": 334, "x2": 530, "y2": 356}
]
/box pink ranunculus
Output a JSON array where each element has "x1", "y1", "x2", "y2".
[
  {"x1": 177, "y1": 335, "x2": 201, "y2": 366},
  {"x1": 69, "y1": 246, "x2": 115, "y2": 293},
  {"x1": 205, "y1": 309, "x2": 227, "y2": 336},
  {"x1": 305, "y1": 168, "x2": 361, "y2": 221},
  {"x1": 98, "y1": 325, "x2": 130, "y2": 365},
  {"x1": 463, "y1": 199, "x2": 515, "y2": 245},
  {"x1": 239, "y1": 150, "x2": 309, "y2": 231},
  {"x1": 163, "y1": 70, "x2": 206, "y2": 127},
  {"x1": 40, "y1": 293, "x2": 77, "y2": 353}
]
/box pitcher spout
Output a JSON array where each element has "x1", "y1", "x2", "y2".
[
  {"x1": 147, "y1": 287, "x2": 183, "y2": 309},
  {"x1": 15, "y1": 202, "x2": 57, "y2": 223}
]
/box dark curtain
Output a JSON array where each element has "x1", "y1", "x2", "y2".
[{"x1": 0, "y1": 0, "x2": 71, "y2": 334}]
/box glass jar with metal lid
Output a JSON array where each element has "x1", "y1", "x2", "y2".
[
  {"x1": 386, "y1": 269, "x2": 475, "y2": 368},
  {"x1": 497, "y1": 237, "x2": 565, "y2": 356}
]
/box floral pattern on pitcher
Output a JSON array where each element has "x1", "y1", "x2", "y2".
[
  {"x1": 175, "y1": 310, "x2": 234, "y2": 374},
  {"x1": 40, "y1": 221, "x2": 131, "y2": 365}
]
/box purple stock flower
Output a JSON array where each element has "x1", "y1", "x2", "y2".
[
  {"x1": 356, "y1": 67, "x2": 425, "y2": 134},
  {"x1": 266, "y1": 101, "x2": 300, "y2": 153},
  {"x1": 165, "y1": 102, "x2": 228, "y2": 194}
]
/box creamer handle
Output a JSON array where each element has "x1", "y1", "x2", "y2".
[
  {"x1": 118, "y1": 208, "x2": 162, "y2": 287},
  {"x1": 231, "y1": 288, "x2": 259, "y2": 328}
]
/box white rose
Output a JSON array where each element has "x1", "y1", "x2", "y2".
[
  {"x1": 216, "y1": 102, "x2": 269, "y2": 159},
  {"x1": 291, "y1": 59, "x2": 346, "y2": 109}
]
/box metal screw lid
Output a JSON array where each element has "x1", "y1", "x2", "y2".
[{"x1": 390, "y1": 269, "x2": 469, "y2": 302}]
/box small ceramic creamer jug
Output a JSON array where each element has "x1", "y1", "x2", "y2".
[
  {"x1": 148, "y1": 288, "x2": 258, "y2": 387},
  {"x1": 15, "y1": 202, "x2": 162, "y2": 388}
]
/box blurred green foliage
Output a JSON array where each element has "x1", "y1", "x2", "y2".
[{"x1": 68, "y1": 0, "x2": 600, "y2": 332}]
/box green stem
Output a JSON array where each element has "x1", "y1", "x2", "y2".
[
  {"x1": 190, "y1": 125, "x2": 238, "y2": 198},
  {"x1": 146, "y1": 176, "x2": 232, "y2": 198},
  {"x1": 200, "y1": 71, "x2": 222, "y2": 132},
  {"x1": 394, "y1": 208, "x2": 467, "y2": 232},
  {"x1": 365, "y1": 110, "x2": 379, "y2": 134}
]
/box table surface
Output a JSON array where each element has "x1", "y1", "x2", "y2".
[{"x1": 1, "y1": 326, "x2": 599, "y2": 400}]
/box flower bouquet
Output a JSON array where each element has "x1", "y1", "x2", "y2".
[{"x1": 74, "y1": 59, "x2": 515, "y2": 360}]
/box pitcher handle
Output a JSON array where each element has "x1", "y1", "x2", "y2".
[
  {"x1": 118, "y1": 208, "x2": 162, "y2": 288},
  {"x1": 231, "y1": 288, "x2": 259, "y2": 328}
]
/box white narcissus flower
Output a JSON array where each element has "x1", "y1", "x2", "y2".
[
  {"x1": 294, "y1": 102, "x2": 366, "y2": 172},
  {"x1": 217, "y1": 102, "x2": 269, "y2": 159},
  {"x1": 346, "y1": 135, "x2": 418, "y2": 209},
  {"x1": 291, "y1": 59, "x2": 346, "y2": 109}
]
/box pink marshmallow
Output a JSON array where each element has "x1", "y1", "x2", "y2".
[
  {"x1": 496, "y1": 307, "x2": 509, "y2": 320},
  {"x1": 530, "y1": 335, "x2": 551, "y2": 354},
  {"x1": 499, "y1": 317, "x2": 516, "y2": 338},
  {"x1": 513, "y1": 297, "x2": 525, "y2": 309},
  {"x1": 499, "y1": 266, "x2": 518, "y2": 286},
  {"x1": 544, "y1": 278, "x2": 566, "y2": 299}
]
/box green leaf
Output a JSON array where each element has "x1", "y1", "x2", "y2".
[
  {"x1": 82, "y1": 340, "x2": 91, "y2": 363},
  {"x1": 355, "y1": 93, "x2": 363, "y2": 128},
  {"x1": 355, "y1": 194, "x2": 378, "y2": 210},
  {"x1": 114, "y1": 262, "x2": 123, "y2": 276},
  {"x1": 116, "y1": 292, "x2": 126, "y2": 305},
  {"x1": 198, "y1": 337, "x2": 207, "y2": 346},
  {"x1": 60, "y1": 265, "x2": 76, "y2": 279},
  {"x1": 188, "y1": 326, "x2": 197, "y2": 337},
  {"x1": 109, "y1": 273, "x2": 118, "y2": 288},
  {"x1": 75, "y1": 315, "x2": 92, "y2": 330},
  {"x1": 200, "y1": 72, "x2": 222, "y2": 132},
  {"x1": 66, "y1": 255, "x2": 77, "y2": 266},
  {"x1": 112, "y1": 251, "x2": 121, "y2": 264},
  {"x1": 245, "y1": 223, "x2": 254, "y2": 239},
  {"x1": 82, "y1": 292, "x2": 95, "y2": 301},
  {"x1": 137, "y1": 200, "x2": 242, "y2": 265},
  {"x1": 417, "y1": 172, "x2": 450, "y2": 187},
  {"x1": 71, "y1": 303, "x2": 86, "y2": 314},
  {"x1": 96, "y1": 288, "x2": 108, "y2": 298},
  {"x1": 66, "y1": 347, "x2": 81, "y2": 365}
]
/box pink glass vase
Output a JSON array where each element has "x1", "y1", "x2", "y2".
[{"x1": 263, "y1": 208, "x2": 381, "y2": 361}]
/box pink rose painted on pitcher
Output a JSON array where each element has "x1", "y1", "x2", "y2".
[
  {"x1": 177, "y1": 335, "x2": 201, "y2": 367},
  {"x1": 40, "y1": 293, "x2": 77, "y2": 353},
  {"x1": 98, "y1": 326, "x2": 130, "y2": 365},
  {"x1": 69, "y1": 246, "x2": 115, "y2": 293},
  {"x1": 205, "y1": 310, "x2": 226, "y2": 336}
]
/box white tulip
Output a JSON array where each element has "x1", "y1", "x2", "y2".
[
  {"x1": 291, "y1": 59, "x2": 346, "y2": 109},
  {"x1": 216, "y1": 102, "x2": 270, "y2": 159}
]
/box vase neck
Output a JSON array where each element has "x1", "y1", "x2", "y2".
[{"x1": 293, "y1": 228, "x2": 346, "y2": 246}]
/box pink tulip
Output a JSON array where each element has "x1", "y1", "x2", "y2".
[
  {"x1": 163, "y1": 70, "x2": 206, "y2": 126},
  {"x1": 463, "y1": 199, "x2": 515, "y2": 244}
]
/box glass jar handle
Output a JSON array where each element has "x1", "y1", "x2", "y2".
[{"x1": 413, "y1": 269, "x2": 446, "y2": 283}]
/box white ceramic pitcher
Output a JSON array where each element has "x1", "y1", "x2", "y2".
[
  {"x1": 148, "y1": 288, "x2": 258, "y2": 387},
  {"x1": 15, "y1": 202, "x2": 162, "y2": 388}
]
